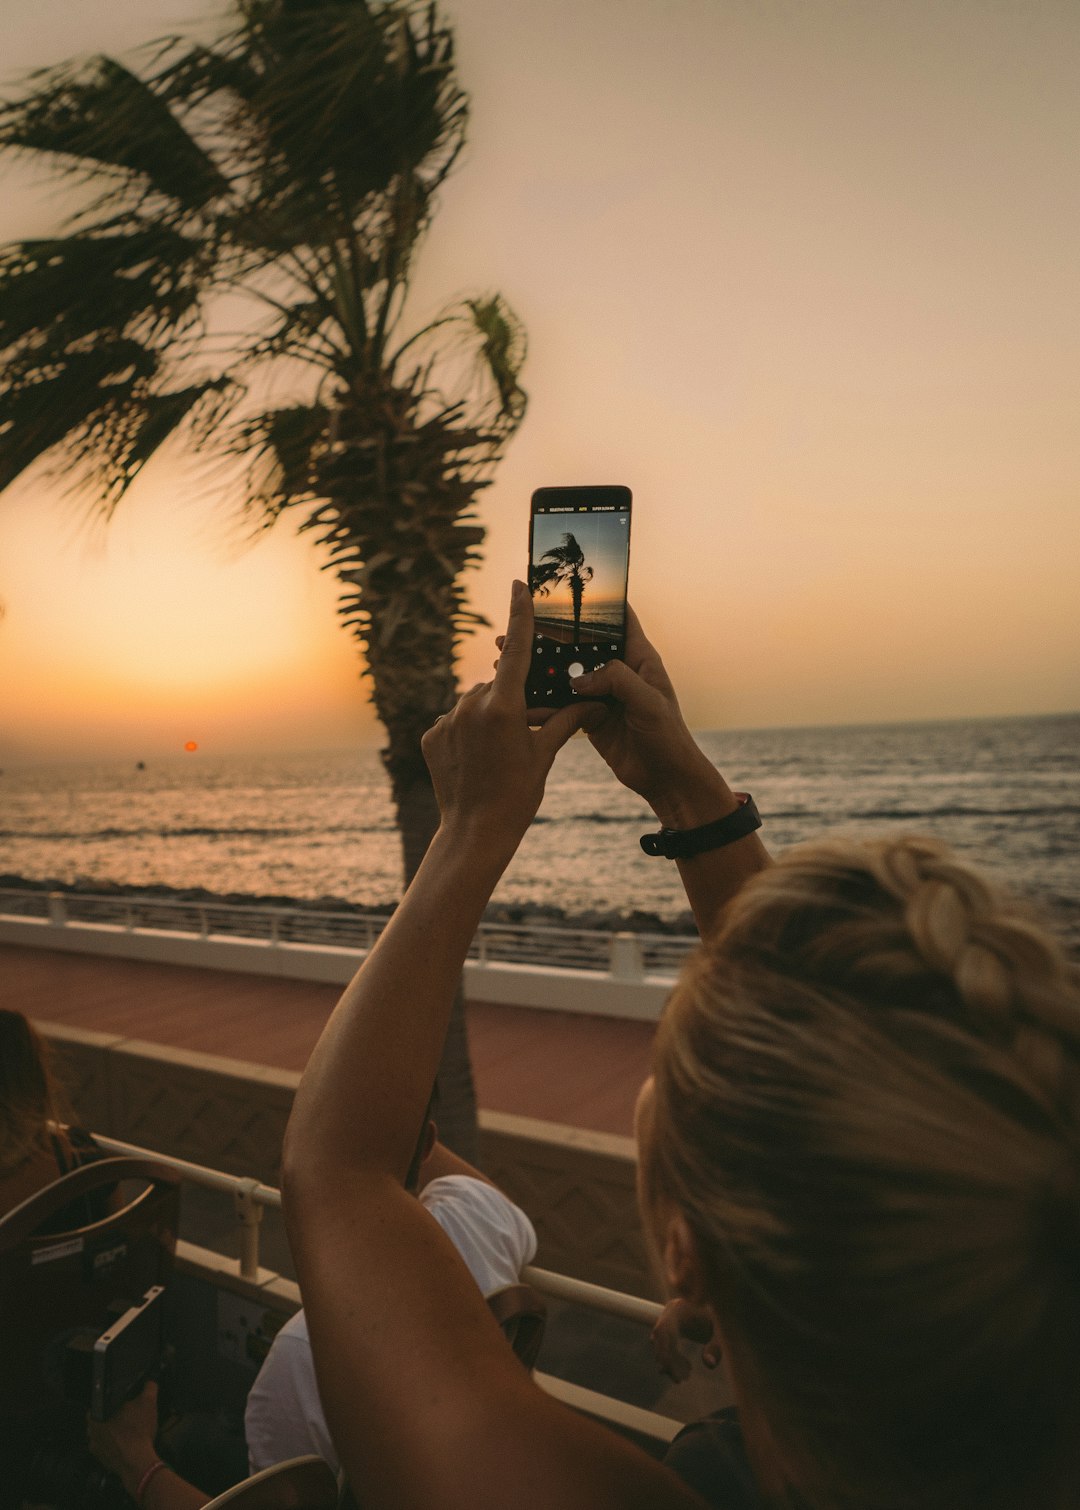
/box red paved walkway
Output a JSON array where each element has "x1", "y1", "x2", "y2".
[{"x1": 0, "y1": 944, "x2": 655, "y2": 1137}]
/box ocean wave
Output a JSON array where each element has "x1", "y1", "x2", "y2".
[
  {"x1": 537, "y1": 812, "x2": 641, "y2": 826},
  {"x1": 0, "y1": 822, "x2": 398, "y2": 842},
  {"x1": 851, "y1": 804, "x2": 1080, "y2": 821},
  {"x1": 5, "y1": 800, "x2": 1076, "y2": 840}
]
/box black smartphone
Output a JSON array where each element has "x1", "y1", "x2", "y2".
[
  {"x1": 90, "y1": 1285, "x2": 165, "y2": 1421},
  {"x1": 525, "y1": 485, "x2": 632, "y2": 709}
]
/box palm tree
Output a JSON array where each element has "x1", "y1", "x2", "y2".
[
  {"x1": 531, "y1": 533, "x2": 593, "y2": 644},
  {"x1": 0, "y1": 0, "x2": 528, "y2": 1158}
]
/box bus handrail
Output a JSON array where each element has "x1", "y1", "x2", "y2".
[{"x1": 93, "y1": 1134, "x2": 663, "y2": 1325}]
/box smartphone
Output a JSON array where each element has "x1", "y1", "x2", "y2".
[
  {"x1": 90, "y1": 1285, "x2": 165, "y2": 1421},
  {"x1": 525, "y1": 485, "x2": 632, "y2": 708}
]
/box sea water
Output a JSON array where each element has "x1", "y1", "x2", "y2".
[{"x1": 1, "y1": 714, "x2": 1076, "y2": 945}]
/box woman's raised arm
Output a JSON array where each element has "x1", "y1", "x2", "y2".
[{"x1": 281, "y1": 583, "x2": 702, "y2": 1510}]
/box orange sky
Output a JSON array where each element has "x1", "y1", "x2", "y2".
[{"x1": 1, "y1": 0, "x2": 1078, "y2": 762}]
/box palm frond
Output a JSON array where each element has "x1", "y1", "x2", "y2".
[
  {"x1": 147, "y1": 40, "x2": 259, "y2": 110},
  {"x1": 229, "y1": 402, "x2": 330, "y2": 523},
  {"x1": 0, "y1": 337, "x2": 212, "y2": 497},
  {"x1": 390, "y1": 291, "x2": 527, "y2": 448},
  {"x1": 461, "y1": 294, "x2": 527, "y2": 422},
  {"x1": 530, "y1": 533, "x2": 593, "y2": 597},
  {"x1": 0, "y1": 56, "x2": 229, "y2": 213},
  {"x1": 234, "y1": 0, "x2": 467, "y2": 214},
  {"x1": 0, "y1": 229, "x2": 205, "y2": 354}
]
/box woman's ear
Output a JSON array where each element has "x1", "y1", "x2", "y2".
[{"x1": 662, "y1": 1210, "x2": 708, "y2": 1304}]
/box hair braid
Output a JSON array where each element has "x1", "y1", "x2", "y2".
[{"x1": 874, "y1": 838, "x2": 1080, "y2": 1121}]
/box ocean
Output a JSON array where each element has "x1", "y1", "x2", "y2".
[{"x1": 1, "y1": 713, "x2": 1077, "y2": 946}]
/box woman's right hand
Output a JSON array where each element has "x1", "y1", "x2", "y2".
[{"x1": 566, "y1": 607, "x2": 738, "y2": 829}]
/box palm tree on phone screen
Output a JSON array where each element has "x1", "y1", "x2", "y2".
[{"x1": 531, "y1": 533, "x2": 593, "y2": 644}]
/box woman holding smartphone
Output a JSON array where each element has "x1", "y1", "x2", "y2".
[{"x1": 282, "y1": 583, "x2": 1080, "y2": 1510}]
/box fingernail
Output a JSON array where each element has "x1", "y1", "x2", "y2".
[{"x1": 570, "y1": 671, "x2": 592, "y2": 687}]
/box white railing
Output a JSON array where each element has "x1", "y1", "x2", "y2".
[
  {"x1": 94, "y1": 1134, "x2": 662, "y2": 1326},
  {"x1": 0, "y1": 887, "x2": 695, "y2": 979}
]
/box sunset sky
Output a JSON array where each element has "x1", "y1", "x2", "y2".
[{"x1": 1, "y1": 0, "x2": 1078, "y2": 762}]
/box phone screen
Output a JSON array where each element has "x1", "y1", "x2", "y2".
[{"x1": 525, "y1": 485, "x2": 632, "y2": 708}]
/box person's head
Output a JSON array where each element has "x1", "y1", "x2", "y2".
[
  {"x1": 0, "y1": 1010, "x2": 69, "y2": 1174},
  {"x1": 639, "y1": 836, "x2": 1080, "y2": 1510}
]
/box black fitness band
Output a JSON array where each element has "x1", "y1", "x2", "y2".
[{"x1": 640, "y1": 793, "x2": 762, "y2": 859}]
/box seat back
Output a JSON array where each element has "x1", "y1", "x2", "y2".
[
  {"x1": 486, "y1": 1282, "x2": 547, "y2": 1371},
  {"x1": 202, "y1": 1455, "x2": 338, "y2": 1509},
  {"x1": 0, "y1": 1156, "x2": 181, "y2": 1424}
]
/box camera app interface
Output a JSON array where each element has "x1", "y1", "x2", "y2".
[{"x1": 526, "y1": 495, "x2": 630, "y2": 706}]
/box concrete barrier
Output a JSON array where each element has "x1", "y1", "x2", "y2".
[{"x1": 3, "y1": 914, "x2": 673, "y2": 1021}]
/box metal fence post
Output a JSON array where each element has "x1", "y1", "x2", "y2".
[
  {"x1": 47, "y1": 892, "x2": 67, "y2": 927},
  {"x1": 610, "y1": 932, "x2": 644, "y2": 983},
  {"x1": 234, "y1": 1179, "x2": 264, "y2": 1280}
]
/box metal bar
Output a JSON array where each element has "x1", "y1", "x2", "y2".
[
  {"x1": 234, "y1": 1177, "x2": 265, "y2": 1280},
  {"x1": 93, "y1": 1135, "x2": 282, "y2": 1209},
  {"x1": 523, "y1": 1265, "x2": 662, "y2": 1327},
  {"x1": 90, "y1": 1136, "x2": 664, "y2": 1327}
]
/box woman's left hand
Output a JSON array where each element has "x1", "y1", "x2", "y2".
[{"x1": 422, "y1": 581, "x2": 589, "y2": 851}]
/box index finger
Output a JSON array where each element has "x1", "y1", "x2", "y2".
[{"x1": 492, "y1": 579, "x2": 534, "y2": 694}]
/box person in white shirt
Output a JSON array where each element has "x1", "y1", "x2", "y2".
[{"x1": 245, "y1": 1120, "x2": 537, "y2": 1478}]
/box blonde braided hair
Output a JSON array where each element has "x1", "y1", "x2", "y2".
[{"x1": 649, "y1": 836, "x2": 1080, "y2": 1510}]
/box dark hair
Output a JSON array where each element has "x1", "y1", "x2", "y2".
[{"x1": 0, "y1": 1011, "x2": 69, "y2": 1173}]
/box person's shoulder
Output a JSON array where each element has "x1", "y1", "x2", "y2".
[
  {"x1": 248, "y1": 1312, "x2": 313, "y2": 1397},
  {"x1": 267, "y1": 1308, "x2": 312, "y2": 1349},
  {"x1": 420, "y1": 1173, "x2": 491, "y2": 1200},
  {"x1": 420, "y1": 1174, "x2": 520, "y2": 1219},
  {"x1": 420, "y1": 1174, "x2": 538, "y2": 1290}
]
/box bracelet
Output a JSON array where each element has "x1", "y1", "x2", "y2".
[
  {"x1": 135, "y1": 1459, "x2": 167, "y2": 1506},
  {"x1": 640, "y1": 793, "x2": 761, "y2": 859}
]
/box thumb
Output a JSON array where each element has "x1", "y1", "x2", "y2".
[
  {"x1": 570, "y1": 658, "x2": 649, "y2": 707},
  {"x1": 537, "y1": 700, "x2": 594, "y2": 758}
]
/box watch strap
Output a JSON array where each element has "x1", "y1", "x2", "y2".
[{"x1": 640, "y1": 793, "x2": 761, "y2": 859}]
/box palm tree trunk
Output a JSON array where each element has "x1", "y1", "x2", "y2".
[
  {"x1": 316, "y1": 379, "x2": 497, "y2": 1165},
  {"x1": 395, "y1": 770, "x2": 479, "y2": 1162}
]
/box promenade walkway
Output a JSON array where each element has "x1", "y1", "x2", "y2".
[{"x1": 1, "y1": 943, "x2": 656, "y2": 1137}]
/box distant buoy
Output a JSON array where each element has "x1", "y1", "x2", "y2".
[
  {"x1": 184, "y1": 741, "x2": 198, "y2": 753},
  {"x1": 135, "y1": 760, "x2": 146, "y2": 771}
]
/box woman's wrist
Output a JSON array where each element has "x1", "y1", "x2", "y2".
[
  {"x1": 117, "y1": 1442, "x2": 163, "y2": 1500},
  {"x1": 433, "y1": 810, "x2": 530, "y2": 875},
  {"x1": 647, "y1": 762, "x2": 739, "y2": 832}
]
